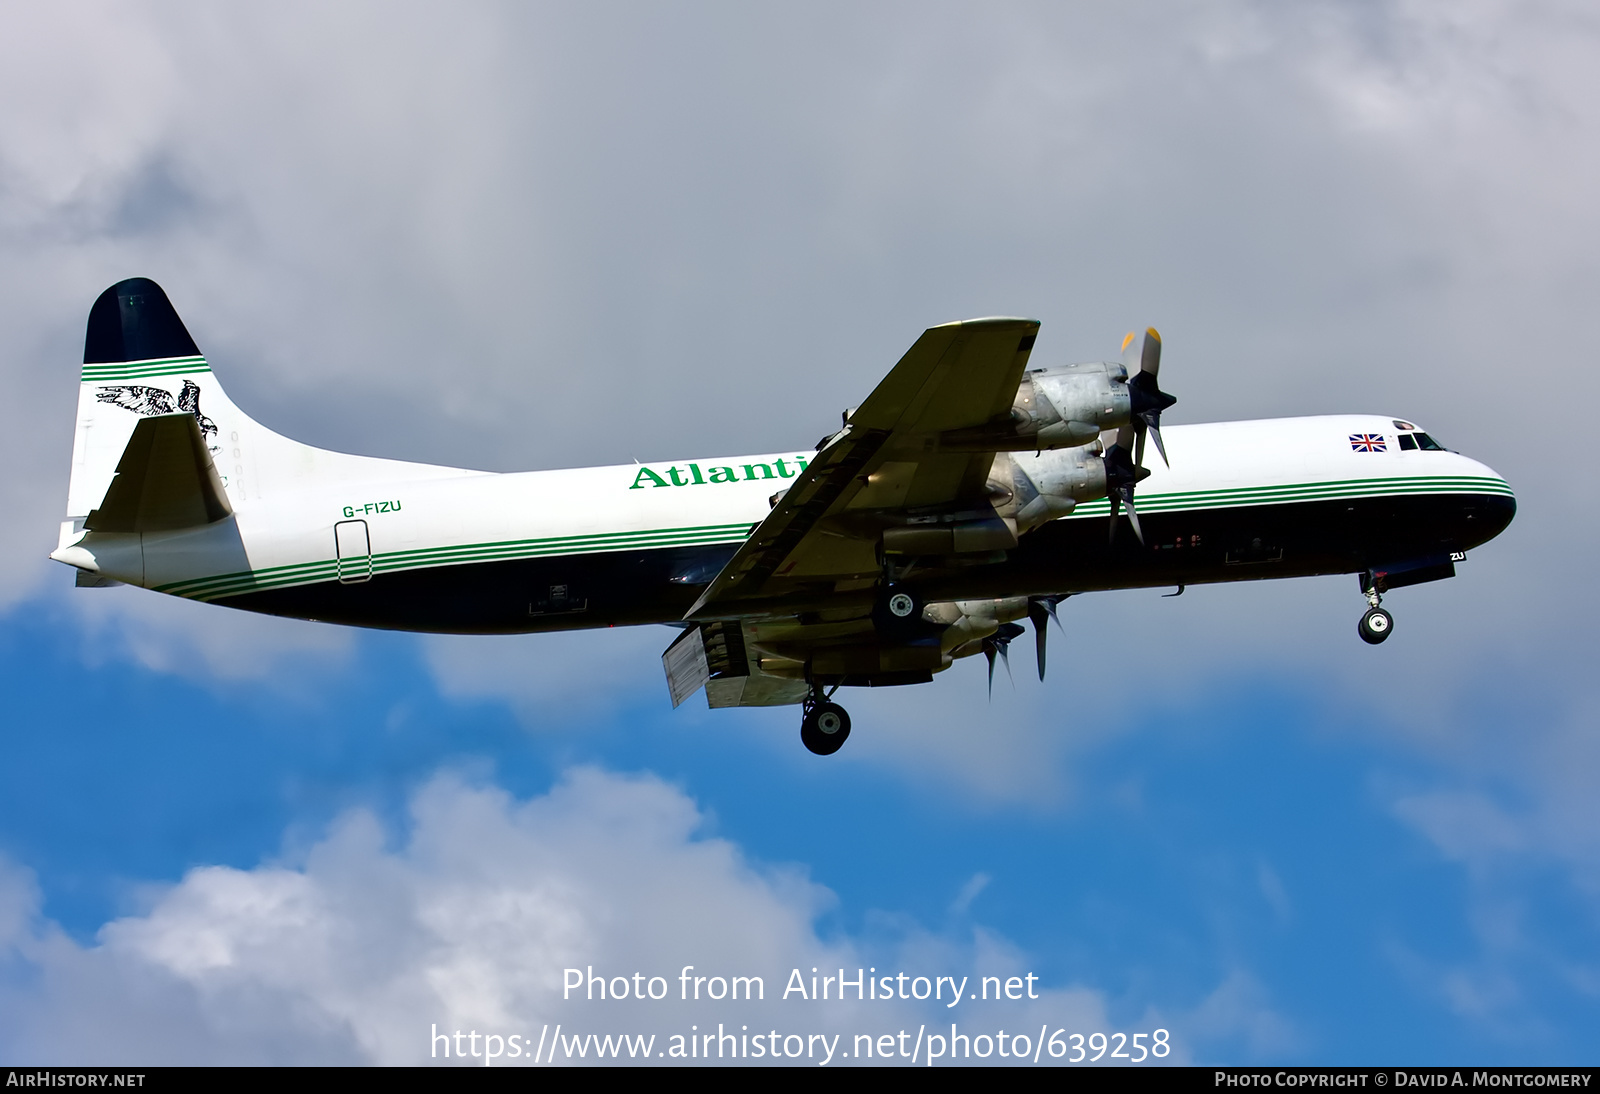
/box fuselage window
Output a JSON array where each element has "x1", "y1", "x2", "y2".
[{"x1": 1398, "y1": 433, "x2": 1418, "y2": 451}]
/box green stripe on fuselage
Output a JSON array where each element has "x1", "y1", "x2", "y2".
[
  {"x1": 1068, "y1": 474, "x2": 1512, "y2": 517},
  {"x1": 155, "y1": 477, "x2": 1510, "y2": 601},
  {"x1": 156, "y1": 521, "x2": 756, "y2": 601}
]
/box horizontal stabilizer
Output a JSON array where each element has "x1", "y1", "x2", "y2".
[{"x1": 85, "y1": 413, "x2": 233, "y2": 533}]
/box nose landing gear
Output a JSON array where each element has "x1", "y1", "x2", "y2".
[
  {"x1": 800, "y1": 683, "x2": 851, "y2": 755},
  {"x1": 1358, "y1": 582, "x2": 1394, "y2": 645}
]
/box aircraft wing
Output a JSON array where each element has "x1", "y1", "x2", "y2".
[{"x1": 687, "y1": 317, "x2": 1039, "y2": 621}]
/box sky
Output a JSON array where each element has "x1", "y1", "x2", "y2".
[{"x1": 0, "y1": 0, "x2": 1596, "y2": 1067}]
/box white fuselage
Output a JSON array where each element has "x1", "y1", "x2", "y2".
[{"x1": 55, "y1": 354, "x2": 1513, "y2": 630}]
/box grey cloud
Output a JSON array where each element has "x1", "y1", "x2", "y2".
[{"x1": 0, "y1": 0, "x2": 1594, "y2": 915}]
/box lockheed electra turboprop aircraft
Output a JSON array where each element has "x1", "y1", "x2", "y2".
[{"x1": 54, "y1": 279, "x2": 1515, "y2": 754}]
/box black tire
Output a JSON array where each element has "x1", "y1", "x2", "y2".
[
  {"x1": 1358, "y1": 607, "x2": 1393, "y2": 645},
  {"x1": 800, "y1": 702, "x2": 852, "y2": 755}
]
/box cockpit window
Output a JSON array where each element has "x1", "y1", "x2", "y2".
[{"x1": 1396, "y1": 431, "x2": 1446, "y2": 451}]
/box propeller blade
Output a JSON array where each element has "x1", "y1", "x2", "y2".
[
  {"x1": 1123, "y1": 491, "x2": 1145, "y2": 545},
  {"x1": 1105, "y1": 425, "x2": 1148, "y2": 545},
  {"x1": 1120, "y1": 330, "x2": 1139, "y2": 373},
  {"x1": 1139, "y1": 327, "x2": 1162, "y2": 378},
  {"x1": 1146, "y1": 420, "x2": 1169, "y2": 467},
  {"x1": 982, "y1": 623, "x2": 1025, "y2": 692},
  {"x1": 1028, "y1": 598, "x2": 1050, "y2": 680},
  {"x1": 1126, "y1": 327, "x2": 1176, "y2": 470},
  {"x1": 1045, "y1": 594, "x2": 1067, "y2": 633}
]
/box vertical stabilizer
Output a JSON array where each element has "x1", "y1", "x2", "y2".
[
  {"x1": 65, "y1": 278, "x2": 474, "y2": 536},
  {"x1": 68, "y1": 278, "x2": 247, "y2": 527},
  {"x1": 57, "y1": 278, "x2": 482, "y2": 588}
]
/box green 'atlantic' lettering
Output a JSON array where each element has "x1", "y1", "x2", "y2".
[{"x1": 628, "y1": 456, "x2": 809, "y2": 489}]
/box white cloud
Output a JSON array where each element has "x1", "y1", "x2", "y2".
[
  {"x1": 60, "y1": 583, "x2": 354, "y2": 686},
  {"x1": 1377, "y1": 692, "x2": 1600, "y2": 1028},
  {"x1": 0, "y1": 767, "x2": 1300, "y2": 1066},
  {"x1": 421, "y1": 627, "x2": 674, "y2": 728},
  {"x1": 1183, "y1": 970, "x2": 1302, "y2": 1059}
]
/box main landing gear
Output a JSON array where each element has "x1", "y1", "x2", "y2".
[
  {"x1": 1358, "y1": 583, "x2": 1394, "y2": 645},
  {"x1": 800, "y1": 684, "x2": 851, "y2": 756}
]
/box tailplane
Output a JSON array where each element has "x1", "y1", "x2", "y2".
[{"x1": 55, "y1": 277, "x2": 477, "y2": 589}]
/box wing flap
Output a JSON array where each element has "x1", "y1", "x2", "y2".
[
  {"x1": 662, "y1": 626, "x2": 711, "y2": 708},
  {"x1": 663, "y1": 621, "x2": 813, "y2": 708}
]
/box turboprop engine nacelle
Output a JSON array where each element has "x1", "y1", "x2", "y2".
[
  {"x1": 940, "y1": 361, "x2": 1132, "y2": 453},
  {"x1": 990, "y1": 447, "x2": 1109, "y2": 534},
  {"x1": 923, "y1": 597, "x2": 1030, "y2": 660}
]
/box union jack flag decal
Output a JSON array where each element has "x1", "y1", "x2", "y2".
[{"x1": 1349, "y1": 433, "x2": 1387, "y2": 452}]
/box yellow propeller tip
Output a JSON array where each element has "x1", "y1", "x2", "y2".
[
  {"x1": 1146, "y1": 327, "x2": 1161, "y2": 342},
  {"x1": 1121, "y1": 332, "x2": 1137, "y2": 352}
]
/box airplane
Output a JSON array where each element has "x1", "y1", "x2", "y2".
[{"x1": 53, "y1": 278, "x2": 1516, "y2": 755}]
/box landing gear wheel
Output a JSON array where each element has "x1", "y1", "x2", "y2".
[
  {"x1": 800, "y1": 702, "x2": 852, "y2": 755},
  {"x1": 1358, "y1": 607, "x2": 1393, "y2": 645}
]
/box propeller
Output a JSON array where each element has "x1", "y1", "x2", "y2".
[
  {"x1": 981, "y1": 622, "x2": 1026, "y2": 695},
  {"x1": 1027, "y1": 595, "x2": 1068, "y2": 681},
  {"x1": 1120, "y1": 327, "x2": 1177, "y2": 468},
  {"x1": 1104, "y1": 424, "x2": 1149, "y2": 545},
  {"x1": 1107, "y1": 327, "x2": 1176, "y2": 545}
]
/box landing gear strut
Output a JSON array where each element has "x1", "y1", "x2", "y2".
[
  {"x1": 1358, "y1": 582, "x2": 1394, "y2": 645},
  {"x1": 800, "y1": 683, "x2": 851, "y2": 755}
]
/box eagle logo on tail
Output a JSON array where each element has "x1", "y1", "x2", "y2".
[{"x1": 96, "y1": 379, "x2": 220, "y2": 447}]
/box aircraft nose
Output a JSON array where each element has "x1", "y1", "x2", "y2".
[
  {"x1": 1476, "y1": 491, "x2": 1516, "y2": 543},
  {"x1": 1455, "y1": 455, "x2": 1515, "y2": 547}
]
